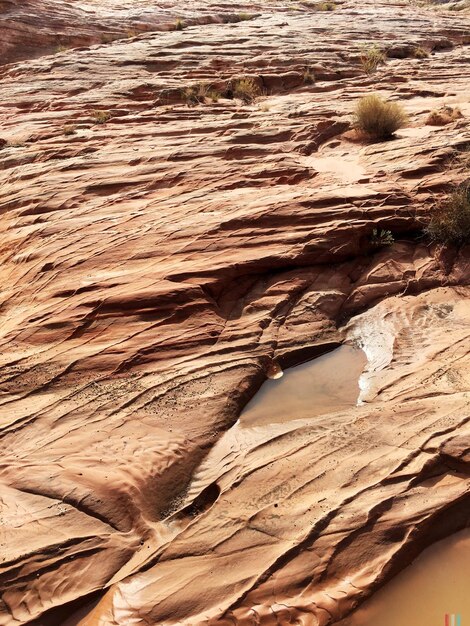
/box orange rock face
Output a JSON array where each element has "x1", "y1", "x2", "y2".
[{"x1": 0, "y1": 1, "x2": 469, "y2": 624}]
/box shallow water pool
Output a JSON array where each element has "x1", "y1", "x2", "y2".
[
  {"x1": 241, "y1": 344, "x2": 366, "y2": 426},
  {"x1": 340, "y1": 529, "x2": 470, "y2": 626}
]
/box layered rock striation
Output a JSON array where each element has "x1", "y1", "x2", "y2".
[{"x1": 0, "y1": 1, "x2": 469, "y2": 624}]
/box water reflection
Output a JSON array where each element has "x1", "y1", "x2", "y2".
[
  {"x1": 340, "y1": 530, "x2": 470, "y2": 626},
  {"x1": 241, "y1": 344, "x2": 366, "y2": 426}
]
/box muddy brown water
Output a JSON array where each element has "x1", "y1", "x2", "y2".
[
  {"x1": 241, "y1": 344, "x2": 367, "y2": 426},
  {"x1": 340, "y1": 529, "x2": 470, "y2": 626}
]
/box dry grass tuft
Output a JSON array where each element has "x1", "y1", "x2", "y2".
[
  {"x1": 426, "y1": 183, "x2": 470, "y2": 243},
  {"x1": 182, "y1": 83, "x2": 221, "y2": 105},
  {"x1": 230, "y1": 77, "x2": 261, "y2": 103},
  {"x1": 413, "y1": 45, "x2": 430, "y2": 58},
  {"x1": 302, "y1": 66, "x2": 315, "y2": 84},
  {"x1": 92, "y1": 110, "x2": 112, "y2": 124},
  {"x1": 301, "y1": 1, "x2": 336, "y2": 9},
  {"x1": 63, "y1": 125, "x2": 76, "y2": 136},
  {"x1": 425, "y1": 106, "x2": 463, "y2": 126},
  {"x1": 359, "y1": 44, "x2": 386, "y2": 74},
  {"x1": 353, "y1": 94, "x2": 407, "y2": 140},
  {"x1": 174, "y1": 18, "x2": 185, "y2": 31}
]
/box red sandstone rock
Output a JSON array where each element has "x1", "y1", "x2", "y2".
[{"x1": 0, "y1": 1, "x2": 469, "y2": 625}]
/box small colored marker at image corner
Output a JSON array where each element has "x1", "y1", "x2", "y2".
[{"x1": 445, "y1": 614, "x2": 461, "y2": 626}]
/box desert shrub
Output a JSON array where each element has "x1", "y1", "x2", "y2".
[
  {"x1": 182, "y1": 83, "x2": 220, "y2": 105},
  {"x1": 414, "y1": 45, "x2": 429, "y2": 58},
  {"x1": 206, "y1": 90, "x2": 220, "y2": 103},
  {"x1": 353, "y1": 94, "x2": 407, "y2": 140},
  {"x1": 231, "y1": 77, "x2": 261, "y2": 103},
  {"x1": 454, "y1": 143, "x2": 470, "y2": 170},
  {"x1": 182, "y1": 84, "x2": 208, "y2": 105},
  {"x1": 92, "y1": 110, "x2": 111, "y2": 124},
  {"x1": 302, "y1": 66, "x2": 315, "y2": 84},
  {"x1": 360, "y1": 44, "x2": 386, "y2": 74},
  {"x1": 370, "y1": 228, "x2": 394, "y2": 247},
  {"x1": 223, "y1": 13, "x2": 253, "y2": 23},
  {"x1": 425, "y1": 183, "x2": 470, "y2": 243},
  {"x1": 301, "y1": 1, "x2": 336, "y2": 8},
  {"x1": 237, "y1": 12, "x2": 254, "y2": 20},
  {"x1": 425, "y1": 106, "x2": 463, "y2": 126},
  {"x1": 174, "y1": 18, "x2": 185, "y2": 31},
  {"x1": 63, "y1": 124, "x2": 76, "y2": 136}
]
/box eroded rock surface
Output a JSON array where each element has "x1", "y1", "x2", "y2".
[{"x1": 0, "y1": 0, "x2": 469, "y2": 624}]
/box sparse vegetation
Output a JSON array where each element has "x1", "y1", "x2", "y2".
[
  {"x1": 413, "y1": 45, "x2": 430, "y2": 58},
  {"x1": 63, "y1": 124, "x2": 76, "y2": 136},
  {"x1": 181, "y1": 78, "x2": 263, "y2": 106},
  {"x1": 370, "y1": 228, "x2": 394, "y2": 247},
  {"x1": 207, "y1": 90, "x2": 220, "y2": 103},
  {"x1": 101, "y1": 33, "x2": 116, "y2": 44},
  {"x1": 353, "y1": 94, "x2": 407, "y2": 140},
  {"x1": 259, "y1": 102, "x2": 272, "y2": 112},
  {"x1": 453, "y1": 143, "x2": 470, "y2": 170},
  {"x1": 425, "y1": 183, "x2": 470, "y2": 243},
  {"x1": 300, "y1": 0, "x2": 336, "y2": 9},
  {"x1": 359, "y1": 44, "x2": 386, "y2": 74},
  {"x1": 425, "y1": 106, "x2": 463, "y2": 126},
  {"x1": 237, "y1": 12, "x2": 254, "y2": 20},
  {"x1": 92, "y1": 110, "x2": 112, "y2": 124},
  {"x1": 55, "y1": 44, "x2": 68, "y2": 53},
  {"x1": 302, "y1": 66, "x2": 315, "y2": 85},
  {"x1": 182, "y1": 83, "x2": 221, "y2": 105},
  {"x1": 231, "y1": 77, "x2": 261, "y2": 103},
  {"x1": 223, "y1": 13, "x2": 255, "y2": 23},
  {"x1": 174, "y1": 18, "x2": 185, "y2": 31},
  {"x1": 182, "y1": 84, "x2": 207, "y2": 105}
]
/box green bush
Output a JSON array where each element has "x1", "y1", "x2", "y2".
[
  {"x1": 370, "y1": 228, "x2": 394, "y2": 247},
  {"x1": 353, "y1": 94, "x2": 407, "y2": 140}
]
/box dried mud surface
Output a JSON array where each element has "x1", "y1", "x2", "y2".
[{"x1": 0, "y1": 1, "x2": 469, "y2": 624}]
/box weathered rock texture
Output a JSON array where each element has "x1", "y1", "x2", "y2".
[
  {"x1": 0, "y1": 0, "x2": 266, "y2": 64},
  {"x1": 0, "y1": 0, "x2": 469, "y2": 624}
]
